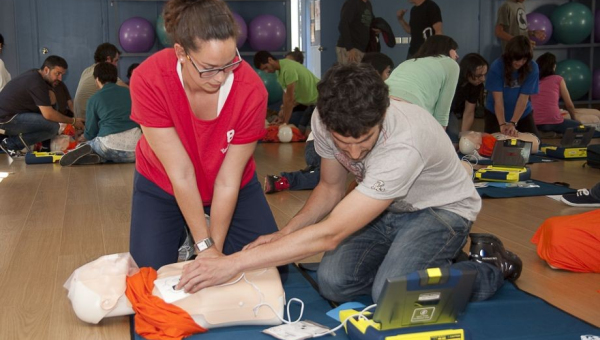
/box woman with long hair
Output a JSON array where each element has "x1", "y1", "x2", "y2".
[
  {"x1": 484, "y1": 35, "x2": 539, "y2": 137},
  {"x1": 452, "y1": 53, "x2": 488, "y2": 133}
]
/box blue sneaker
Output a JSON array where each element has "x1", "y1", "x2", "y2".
[{"x1": 561, "y1": 189, "x2": 600, "y2": 208}]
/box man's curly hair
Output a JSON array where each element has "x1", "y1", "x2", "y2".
[{"x1": 317, "y1": 63, "x2": 389, "y2": 138}]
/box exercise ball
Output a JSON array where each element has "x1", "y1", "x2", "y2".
[
  {"x1": 550, "y1": 2, "x2": 593, "y2": 44},
  {"x1": 119, "y1": 17, "x2": 155, "y2": 53},
  {"x1": 248, "y1": 15, "x2": 286, "y2": 51},
  {"x1": 232, "y1": 12, "x2": 248, "y2": 48},
  {"x1": 555, "y1": 59, "x2": 591, "y2": 101},
  {"x1": 256, "y1": 69, "x2": 283, "y2": 104},
  {"x1": 278, "y1": 125, "x2": 293, "y2": 143},
  {"x1": 526, "y1": 12, "x2": 552, "y2": 45},
  {"x1": 156, "y1": 14, "x2": 172, "y2": 47},
  {"x1": 592, "y1": 69, "x2": 600, "y2": 100}
]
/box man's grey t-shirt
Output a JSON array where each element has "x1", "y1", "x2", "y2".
[
  {"x1": 312, "y1": 99, "x2": 481, "y2": 222},
  {"x1": 496, "y1": 0, "x2": 528, "y2": 51}
]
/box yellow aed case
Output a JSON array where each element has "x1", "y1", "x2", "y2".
[
  {"x1": 540, "y1": 125, "x2": 595, "y2": 159},
  {"x1": 475, "y1": 139, "x2": 532, "y2": 183},
  {"x1": 339, "y1": 268, "x2": 474, "y2": 340}
]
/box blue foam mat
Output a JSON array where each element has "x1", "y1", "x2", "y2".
[
  {"x1": 133, "y1": 265, "x2": 599, "y2": 340},
  {"x1": 476, "y1": 180, "x2": 575, "y2": 198}
]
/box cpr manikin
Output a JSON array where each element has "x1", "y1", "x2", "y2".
[
  {"x1": 64, "y1": 253, "x2": 285, "y2": 329},
  {"x1": 459, "y1": 131, "x2": 540, "y2": 157}
]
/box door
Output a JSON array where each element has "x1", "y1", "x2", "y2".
[
  {"x1": 307, "y1": 0, "x2": 322, "y2": 77},
  {"x1": 15, "y1": 0, "x2": 107, "y2": 94}
]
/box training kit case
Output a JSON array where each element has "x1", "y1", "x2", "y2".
[
  {"x1": 475, "y1": 139, "x2": 532, "y2": 182},
  {"x1": 340, "y1": 267, "x2": 476, "y2": 340},
  {"x1": 541, "y1": 125, "x2": 595, "y2": 159},
  {"x1": 25, "y1": 151, "x2": 64, "y2": 164}
]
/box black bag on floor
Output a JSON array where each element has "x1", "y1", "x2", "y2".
[{"x1": 585, "y1": 145, "x2": 600, "y2": 168}]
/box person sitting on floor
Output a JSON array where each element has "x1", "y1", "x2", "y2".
[
  {"x1": 0, "y1": 55, "x2": 85, "y2": 158},
  {"x1": 60, "y1": 62, "x2": 140, "y2": 166},
  {"x1": 530, "y1": 53, "x2": 582, "y2": 135},
  {"x1": 264, "y1": 52, "x2": 394, "y2": 194},
  {"x1": 175, "y1": 63, "x2": 522, "y2": 305}
]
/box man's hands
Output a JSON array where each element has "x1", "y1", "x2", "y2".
[
  {"x1": 243, "y1": 230, "x2": 285, "y2": 250},
  {"x1": 397, "y1": 9, "x2": 407, "y2": 21},
  {"x1": 176, "y1": 247, "x2": 237, "y2": 294},
  {"x1": 73, "y1": 117, "x2": 85, "y2": 130}
]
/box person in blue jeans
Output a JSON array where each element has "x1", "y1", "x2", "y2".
[
  {"x1": 264, "y1": 52, "x2": 394, "y2": 194},
  {"x1": 60, "y1": 62, "x2": 140, "y2": 166},
  {"x1": 176, "y1": 63, "x2": 521, "y2": 305},
  {"x1": 0, "y1": 55, "x2": 85, "y2": 158}
]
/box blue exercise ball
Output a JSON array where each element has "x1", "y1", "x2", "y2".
[
  {"x1": 156, "y1": 14, "x2": 173, "y2": 47},
  {"x1": 555, "y1": 59, "x2": 591, "y2": 100},
  {"x1": 550, "y1": 2, "x2": 593, "y2": 44},
  {"x1": 256, "y1": 69, "x2": 283, "y2": 105}
]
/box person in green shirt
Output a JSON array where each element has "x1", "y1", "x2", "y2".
[
  {"x1": 254, "y1": 51, "x2": 319, "y2": 132},
  {"x1": 386, "y1": 35, "x2": 459, "y2": 129}
]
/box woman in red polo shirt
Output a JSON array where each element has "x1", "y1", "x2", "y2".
[{"x1": 129, "y1": 0, "x2": 280, "y2": 280}]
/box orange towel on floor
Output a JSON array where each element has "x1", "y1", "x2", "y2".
[
  {"x1": 126, "y1": 267, "x2": 207, "y2": 340},
  {"x1": 531, "y1": 209, "x2": 600, "y2": 273}
]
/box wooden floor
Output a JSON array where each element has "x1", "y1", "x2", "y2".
[{"x1": 0, "y1": 140, "x2": 599, "y2": 339}]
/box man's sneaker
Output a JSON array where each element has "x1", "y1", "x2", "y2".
[
  {"x1": 0, "y1": 138, "x2": 20, "y2": 158},
  {"x1": 73, "y1": 153, "x2": 101, "y2": 165},
  {"x1": 60, "y1": 144, "x2": 93, "y2": 166},
  {"x1": 469, "y1": 233, "x2": 522, "y2": 281},
  {"x1": 264, "y1": 175, "x2": 290, "y2": 194},
  {"x1": 560, "y1": 189, "x2": 600, "y2": 207}
]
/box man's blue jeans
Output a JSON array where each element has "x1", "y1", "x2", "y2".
[
  {"x1": 281, "y1": 141, "x2": 321, "y2": 190},
  {"x1": 317, "y1": 208, "x2": 504, "y2": 303},
  {"x1": 87, "y1": 138, "x2": 136, "y2": 163},
  {"x1": 0, "y1": 113, "x2": 59, "y2": 150}
]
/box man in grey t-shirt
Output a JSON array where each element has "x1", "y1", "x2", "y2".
[
  {"x1": 496, "y1": 0, "x2": 546, "y2": 51},
  {"x1": 175, "y1": 64, "x2": 522, "y2": 304}
]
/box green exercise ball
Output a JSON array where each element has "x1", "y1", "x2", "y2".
[
  {"x1": 550, "y1": 2, "x2": 593, "y2": 44},
  {"x1": 256, "y1": 69, "x2": 283, "y2": 105},
  {"x1": 555, "y1": 59, "x2": 591, "y2": 100},
  {"x1": 156, "y1": 14, "x2": 173, "y2": 47}
]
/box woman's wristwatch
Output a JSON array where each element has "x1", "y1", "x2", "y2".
[{"x1": 195, "y1": 237, "x2": 214, "y2": 253}]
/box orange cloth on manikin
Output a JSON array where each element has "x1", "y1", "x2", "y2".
[
  {"x1": 125, "y1": 267, "x2": 207, "y2": 340},
  {"x1": 479, "y1": 134, "x2": 497, "y2": 157},
  {"x1": 531, "y1": 209, "x2": 600, "y2": 273}
]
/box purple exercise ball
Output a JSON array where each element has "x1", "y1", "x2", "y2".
[
  {"x1": 527, "y1": 12, "x2": 552, "y2": 45},
  {"x1": 232, "y1": 13, "x2": 248, "y2": 48},
  {"x1": 248, "y1": 14, "x2": 286, "y2": 51},
  {"x1": 119, "y1": 17, "x2": 155, "y2": 53},
  {"x1": 592, "y1": 69, "x2": 600, "y2": 100}
]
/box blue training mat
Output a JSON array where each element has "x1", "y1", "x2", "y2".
[
  {"x1": 133, "y1": 265, "x2": 599, "y2": 340},
  {"x1": 476, "y1": 180, "x2": 575, "y2": 198}
]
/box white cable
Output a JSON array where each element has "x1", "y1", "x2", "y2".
[{"x1": 312, "y1": 303, "x2": 378, "y2": 338}]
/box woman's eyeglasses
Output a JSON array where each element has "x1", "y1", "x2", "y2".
[{"x1": 186, "y1": 49, "x2": 242, "y2": 79}]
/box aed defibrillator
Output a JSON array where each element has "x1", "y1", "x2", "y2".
[
  {"x1": 540, "y1": 125, "x2": 595, "y2": 159},
  {"x1": 475, "y1": 139, "x2": 532, "y2": 183},
  {"x1": 340, "y1": 268, "x2": 475, "y2": 340}
]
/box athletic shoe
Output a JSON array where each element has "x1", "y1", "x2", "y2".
[
  {"x1": 178, "y1": 228, "x2": 195, "y2": 262},
  {"x1": 560, "y1": 189, "x2": 600, "y2": 207},
  {"x1": 0, "y1": 138, "x2": 20, "y2": 158},
  {"x1": 469, "y1": 233, "x2": 522, "y2": 281},
  {"x1": 59, "y1": 144, "x2": 93, "y2": 166},
  {"x1": 264, "y1": 175, "x2": 290, "y2": 194},
  {"x1": 73, "y1": 153, "x2": 101, "y2": 165}
]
